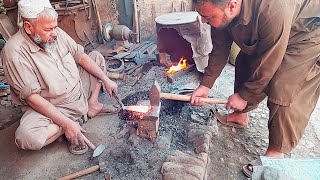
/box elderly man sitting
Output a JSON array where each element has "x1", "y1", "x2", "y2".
[{"x1": 1, "y1": 0, "x2": 118, "y2": 154}]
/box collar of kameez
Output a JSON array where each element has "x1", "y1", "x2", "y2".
[
  {"x1": 20, "y1": 28, "x2": 42, "y2": 53},
  {"x1": 235, "y1": 0, "x2": 252, "y2": 26}
]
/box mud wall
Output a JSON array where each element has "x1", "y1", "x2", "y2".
[
  {"x1": 97, "y1": 0, "x2": 119, "y2": 25},
  {"x1": 98, "y1": 0, "x2": 193, "y2": 39}
]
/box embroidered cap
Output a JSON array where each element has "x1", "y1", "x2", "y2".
[{"x1": 18, "y1": 0, "x2": 53, "y2": 19}]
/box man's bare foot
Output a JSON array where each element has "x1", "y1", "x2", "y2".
[
  {"x1": 87, "y1": 103, "x2": 103, "y2": 118},
  {"x1": 87, "y1": 103, "x2": 119, "y2": 118},
  {"x1": 265, "y1": 148, "x2": 284, "y2": 158},
  {"x1": 226, "y1": 112, "x2": 249, "y2": 126}
]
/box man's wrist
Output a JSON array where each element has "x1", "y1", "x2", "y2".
[
  {"x1": 100, "y1": 76, "x2": 110, "y2": 85},
  {"x1": 199, "y1": 85, "x2": 210, "y2": 92},
  {"x1": 60, "y1": 117, "x2": 74, "y2": 129}
]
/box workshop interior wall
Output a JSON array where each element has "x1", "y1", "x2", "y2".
[
  {"x1": 99, "y1": 0, "x2": 193, "y2": 39},
  {"x1": 1, "y1": 0, "x2": 193, "y2": 44},
  {"x1": 97, "y1": 0, "x2": 119, "y2": 26}
]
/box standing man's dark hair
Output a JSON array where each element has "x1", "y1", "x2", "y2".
[{"x1": 193, "y1": 0, "x2": 230, "y2": 6}]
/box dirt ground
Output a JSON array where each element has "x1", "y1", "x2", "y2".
[{"x1": 0, "y1": 63, "x2": 319, "y2": 179}]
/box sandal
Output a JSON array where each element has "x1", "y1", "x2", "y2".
[
  {"x1": 242, "y1": 158, "x2": 262, "y2": 178},
  {"x1": 212, "y1": 109, "x2": 245, "y2": 128},
  {"x1": 242, "y1": 163, "x2": 254, "y2": 178},
  {"x1": 68, "y1": 143, "x2": 88, "y2": 155}
]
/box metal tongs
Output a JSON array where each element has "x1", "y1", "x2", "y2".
[{"x1": 112, "y1": 91, "x2": 125, "y2": 110}]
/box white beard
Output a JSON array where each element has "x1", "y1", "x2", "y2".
[{"x1": 33, "y1": 33, "x2": 57, "y2": 53}]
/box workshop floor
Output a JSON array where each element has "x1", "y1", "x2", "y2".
[
  {"x1": 1, "y1": 64, "x2": 319, "y2": 180},
  {"x1": 0, "y1": 112, "x2": 120, "y2": 179}
]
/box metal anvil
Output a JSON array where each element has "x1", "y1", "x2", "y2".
[{"x1": 136, "y1": 103, "x2": 160, "y2": 141}]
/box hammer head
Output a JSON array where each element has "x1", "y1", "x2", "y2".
[
  {"x1": 92, "y1": 144, "x2": 106, "y2": 158},
  {"x1": 149, "y1": 81, "x2": 161, "y2": 107}
]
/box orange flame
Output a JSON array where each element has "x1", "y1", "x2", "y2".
[
  {"x1": 126, "y1": 105, "x2": 151, "y2": 113},
  {"x1": 166, "y1": 58, "x2": 187, "y2": 75}
]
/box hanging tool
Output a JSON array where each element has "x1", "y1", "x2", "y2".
[
  {"x1": 84, "y1": 31, "x2": 98, "y2": 49},
  {"x1": 83, "y1": 0, "x2": 91, "y2": 19},
  {"x1": 181, "y1": 1, "x2": 187, "y2": 12},
  {"x1": 90, "y1": 0, "x2": 103, "y2": 43},
  {"x1": 132, "y1": 0, "x2": 139, "y2": 43}
]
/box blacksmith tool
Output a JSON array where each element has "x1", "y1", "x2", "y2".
[
  {"x1": 58, "y1": 160, "x2": 107, "y2": 180},
  {"x1": 151, "y1": 81, "x2": 228, "y2": 104},
  {"x1": 82, "y1": 134, "x2": 105, "y2": 158},
  {"x1": 112, "y1": 92, "x2": 151, "y2": 112},
  {"x1": 132, "y1": 61, "x2": 153, "y2": 86},
  {"x1": 125, "y1": 63, "x2": 144, "y2": 75},
  {"x1": 91, "y1": 0, "x2": 103, "y2": 43},
  {"x1": 112, "y1": 91, "x2": 125, "y2": 109}
]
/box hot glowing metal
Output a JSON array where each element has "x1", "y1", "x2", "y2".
[{"x1": 125, "y1": 105, "x2": 151, "y2": 113}]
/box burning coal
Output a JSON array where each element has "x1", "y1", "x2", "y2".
[{"x1": 166, "y1": 57, "x2": 187, "y2": 75}]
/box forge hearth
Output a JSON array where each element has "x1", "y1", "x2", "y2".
[
  {"x1": 157, "y1": 28, "x2": 194, "y2": 65},
  {"x1": 155, "y1": 11, "x2": 213, "y2": 73}
]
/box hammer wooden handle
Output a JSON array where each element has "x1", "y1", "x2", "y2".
[
  {"x1": 82, "y1": 134, "x2": 96, "y2": 150},
  {"x1": 160, "y1": 93, "x2": 228, "y2": 104},
  {"x1": 58, "y1": 165, "x2": 99, "y2": 180}
]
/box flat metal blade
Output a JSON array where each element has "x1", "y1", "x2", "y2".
[
  {"x1": 149, "y1": 81, "x2": 161, "y2": 107},
  {"x1": 92, "y1": 144, "x2": 106, "y2": 158}
]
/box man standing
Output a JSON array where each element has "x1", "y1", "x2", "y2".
[
  {"x1": 1, "y1": 0, "x2": 118, "y2": 154},
  {"x1": 191, "y1": 0, "x2": 320, "y2": 173}
]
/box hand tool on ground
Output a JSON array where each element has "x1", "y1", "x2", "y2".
[
  {"x1": 151, "y1": 81, "x2": 228, "y2": 104},
  {"x1": 125, "y1": 63, "x2": 143, "y2": 75},
  {"x1": 82, "y1": 134, "x2": 105, "y2": 158},
  {"x1": 58, "y1": 160, "x2": 107, "y2": 180},
  {"x1": 132, "y1": 62, "x2": 153, "y2": 86}
]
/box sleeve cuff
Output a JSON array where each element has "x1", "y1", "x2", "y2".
[
  {"x1": 19, "y1": 85, "x2": 41, "y2": 101},
  {"x1": 238, "y1": 89, "x2": 259, "y2": 106},
  {"x1": 200, "y1": 75, "x2": 217, "y2": 89},
  {"x1": 73, "y1": 45, "x2": 85, "y2": 63}
]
